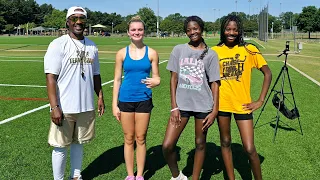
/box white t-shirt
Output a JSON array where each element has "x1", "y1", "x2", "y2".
[{"x1": 44, "y1": 35, "x2": 100, "y2": 113}]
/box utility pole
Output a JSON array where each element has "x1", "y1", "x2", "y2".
[
  {"x1": 235, "y1": 1, "x2": 238, "y2": 15},
  {"x1": 218, "y1": 9, "x2": 220, "y2": 24},
  {"x1": 248, "y1": 0, "x2": 252, "y2": 20},
  {"x1": 112, "y1": 22, "x2": 114, "y2": 34},
  {"x1": 157, "y1": 0, "x2": 159, "y2": 38}
]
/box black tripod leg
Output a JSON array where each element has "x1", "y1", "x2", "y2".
[
  {"x1": 273, "y1": 111, "x2": 281, "y2": 142},
  {"x1": 272, "y1": 68, "x2": 287, "y2": 142},
  {"x1": 254, "y1": 66, "x2": 284, "y2": 128},
  {"x1": 286, "y1": 68, "x2": 303, "y2": 135}
]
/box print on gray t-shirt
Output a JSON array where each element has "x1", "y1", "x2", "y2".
[{"x1": 167, "y1": 44, "x2": 220, "y2": 113}]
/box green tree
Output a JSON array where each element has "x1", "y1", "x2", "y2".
[
  {"x1": 297, "y1": 6, "x2": 318, "y2": 38},
  {"x1": 37, "y1": 3, "x2": 54, "y2": 24},
  {"x1": 114, "y1": 21, "x2": 127, "y2": 33},
  {"x1": 268, "y1": 15, "x2": 282, "y2": 33},
  {"x1": 159, "y1": 13, "x2": 185, "y2": 35},
  {"x1": 42, "y1": 9, "x2": 66, "y2": 29},
  {"x1": 243, "y1": 19, "x2": 257, "y2": 33},
  {"x1": 204, "y1": 22, "x2": 214, "y2": 33},
  {"x1": 0, "y1": 16, "x2": 6, "y2": 32},
  {"x1": 136, "y1": 7, "x2": 157, "y2": 34},
  {"x1": 280, "y1": 12, "x2": 294, "y2": 30},
  {"x1": 315, "y1": 8, "x2": 320, "y2": 31},
  {"x1": 5, "y1": 24, "x2": 14, "y2": 34}
]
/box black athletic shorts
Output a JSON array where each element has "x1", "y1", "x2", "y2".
[
  {"x1": 180, "y1": 110, "x2": 211, "y2": 119},
  {"x1": 218, "y1": 111, "x2": 253, "y2": 120},
  {"x1": 118, "y1": 99, "x2": 153, "y2": 113}
]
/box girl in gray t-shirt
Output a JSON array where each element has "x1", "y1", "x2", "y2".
[{"x1": 162, "y1": 16, "x2": 220, "y2": 180}]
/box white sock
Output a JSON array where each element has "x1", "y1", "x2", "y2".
[
  {"x1": 70, "y1": 143, "x2": 83, "y2": 178},
  {"x1": 52, "y1": 147, "x2": 67, "y2": 180},
  {"x1": 171, "y1": 171, "x2": 182, "y2": 180}
]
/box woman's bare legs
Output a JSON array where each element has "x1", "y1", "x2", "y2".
[
  {"x1": 192, "y1": 118, "x2": 208, "y2": 180},
  {"x1": 236, "y1": 120, "x2": 262, "y2": 180},
  {"x1": 162, "y1": 117, "x2": 189, "y2": 178},
  {"x1": 217, "y1": 116, "x2": 235, "y2": 180},
  {"x1": 121, "y1": 112, "x2": 136, "y2": 177},
  {"x1": 135, "y1": 113, "x2": 151, "y2": 177}
]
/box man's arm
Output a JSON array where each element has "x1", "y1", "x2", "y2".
[
  {"x1": 94, "y1": 74, "x2": 105, "y2": 116},
  {"x1": 46, "y1": 73, "x2": 63, "y2": 126}
]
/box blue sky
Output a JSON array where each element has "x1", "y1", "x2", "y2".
[{"x1": 35, "y1": 0, "x2": 319, "y2": 22}]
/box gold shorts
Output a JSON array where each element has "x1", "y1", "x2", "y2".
[{"x1": 48, "y1": 110, "x2": 95, "y2": 147}]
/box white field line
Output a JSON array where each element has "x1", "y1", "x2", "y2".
[
  {"x1": 286, "y1": 62, "x2": 320, "y2": 87},
  {"x1": 0, "y1": 84, "x2": 46, "y2": 88},
  {"x1": 0, "y1": 56, "x2": 42, "y2": 59},
  {"x1": 100, "y1": 61, "x2": 115, "y2": 64},
  {"x1": 0, "y1": 104, "x2": 50, "y2": 125},
  {"x1": 0, "y1": 59, "x2": 169, "y2": 125},
  {"x1": 252, "y1": 39, "x2": 266, "y2": 49},
  {"x1": 265, "y1": 60, "x2": 320, "y2": 86},
  {"x1": 0, "y1": 60, "x2": 43, "y2": 62},
  {"x1": 0, "y1": 58, "x2": 114, "y2": 62}
]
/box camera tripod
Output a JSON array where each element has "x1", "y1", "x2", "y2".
[{"x1": 254, "y1": 48, "x2": 303, "y2": 142}]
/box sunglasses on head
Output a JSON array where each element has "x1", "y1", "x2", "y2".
[{"x1": 69, "y1": 16, "x2": 87, "y2": 23}]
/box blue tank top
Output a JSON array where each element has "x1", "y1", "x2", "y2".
[{"x1": 119, "y1": 46, "x2": 152, "y2": 102}]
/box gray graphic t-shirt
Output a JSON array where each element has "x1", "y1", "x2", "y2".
[{"x1": 167, "y1": 44, "x2": 220, "y2": 112}]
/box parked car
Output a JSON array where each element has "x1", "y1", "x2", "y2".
[
  {"x1": 161, "y1": 32, "x2": 168, "y2": 37},
  {"x1": 104, "y1": 32, "x2": 111, "y2": 36}
]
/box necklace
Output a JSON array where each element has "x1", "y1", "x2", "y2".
[{"x1": 69, "y1": 34, "x2": 86, "y2": 77}]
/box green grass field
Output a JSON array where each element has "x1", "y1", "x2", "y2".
[{"x1": 0, "y1": 36, "x2": 319, "y2": 180}]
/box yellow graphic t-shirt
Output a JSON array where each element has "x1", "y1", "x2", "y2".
[{"x1": 212, "y1": 44, "x2": 267, "y2": 114}]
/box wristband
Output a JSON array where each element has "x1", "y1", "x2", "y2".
[
  {"x1": 170, "y1": 107, "x2": 179, "y2": 112},
  {"x1": 50, "y1": 105, "x2": 60, "y2": 111}
]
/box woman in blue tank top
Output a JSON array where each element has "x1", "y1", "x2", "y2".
[{"x1": 112, "y1": 15, "x2": 160, "y2": 180}]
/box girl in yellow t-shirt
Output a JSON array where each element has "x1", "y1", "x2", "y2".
[{"x1": 212, "y1": 15, "x2": 272, "y2": 180}]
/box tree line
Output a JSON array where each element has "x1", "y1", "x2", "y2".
[{"x1": 1, "y1": 0, "x2": 320, "y2": 38}]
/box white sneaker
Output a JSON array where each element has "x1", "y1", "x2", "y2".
[
  {"x1": 69, "y1": 175, "x2": 82, "y2": 180},
  {"x1": 170, "y1": 171, "x2": 188, "y2": 180},
  {"x1": 180, "y1": 172, "x2": 188, "y2": 180}
]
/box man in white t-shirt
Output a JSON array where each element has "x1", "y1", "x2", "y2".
[{"x1": 44, "y1": 6, "x2": 105, "y2": 180}]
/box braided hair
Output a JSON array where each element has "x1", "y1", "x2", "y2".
[
  {"x1": 218, "y1": 15, "x2": 261, "y2": 55},
  {"x1": 184, "y1": 16, "x2": 208, "y2": 60}
]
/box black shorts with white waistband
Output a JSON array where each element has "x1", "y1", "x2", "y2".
[
  {"x1": 118, "y1": 99, "x2": 153, "y2": 113},
  {"x1": 218, "y1": 111, "x2": 253, "y2": 120},
  {"x1": 180, "y1": 110, "x2": 211, "y2": 119}
]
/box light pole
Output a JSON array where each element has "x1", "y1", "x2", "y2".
[
  {"x1": 248, "y1": 0, "x2": 252, "y2": 20},
  {"x1": 260, "y1": 0, "x2": 262, "y2": 11},
  {"x1": 112, "y1": 22, "x2": 114, "y2": 34},
  {"x1": 218, "y1": 9, "x2": 220, "y2": 25},
  {"x1": 235, "y1": 1, "x2": 238, "y2": 15},
  {"x1": 157, "y1": 0, "x2": 159, "y2": 38},
  {"x1": 213, "y1": 8, "x2": 216, "y2": 22},
  {"x1": 271, "y1": 22, "x2": 274, "y2": 39},
  {"x1": 253, "y1": 7, "x2": 254, "y2": 17}
]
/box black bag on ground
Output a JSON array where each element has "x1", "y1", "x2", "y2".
[{"x1": 272, "y1": 93, "x2": 300, "y2": 120}]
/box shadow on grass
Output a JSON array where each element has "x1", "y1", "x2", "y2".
[
  {"x1": 81, "y1": 145, "x2": 124, "y2": 180},
  {"x1": 270, "y1": 123, "x2": 296, "y2": 131},
  {"x1": 182, "y1": 142, "x2": 223, "y2": 180},
  {"x1": 4, "y1": 45, "x2": 31, "y2": 51},
  {"x1": 231, "y1": 143, "x2": 265, "y2": 180},
  {"x1": 82, "y1": 144, "x2": 182, "y2": 180},
  {"x1": 141, "y1": 145, "x2": 182, "y2": 180},
  {"x1": 182, "y1": 142, "x2": 265, "y2": 180}
]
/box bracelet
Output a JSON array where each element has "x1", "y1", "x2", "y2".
[
  {"x1": 170, "y1": 107, "x2": 179, "y2": 112},
  {"x1": 50, "y1": 105, "x2": 60, "y2": 111}
]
